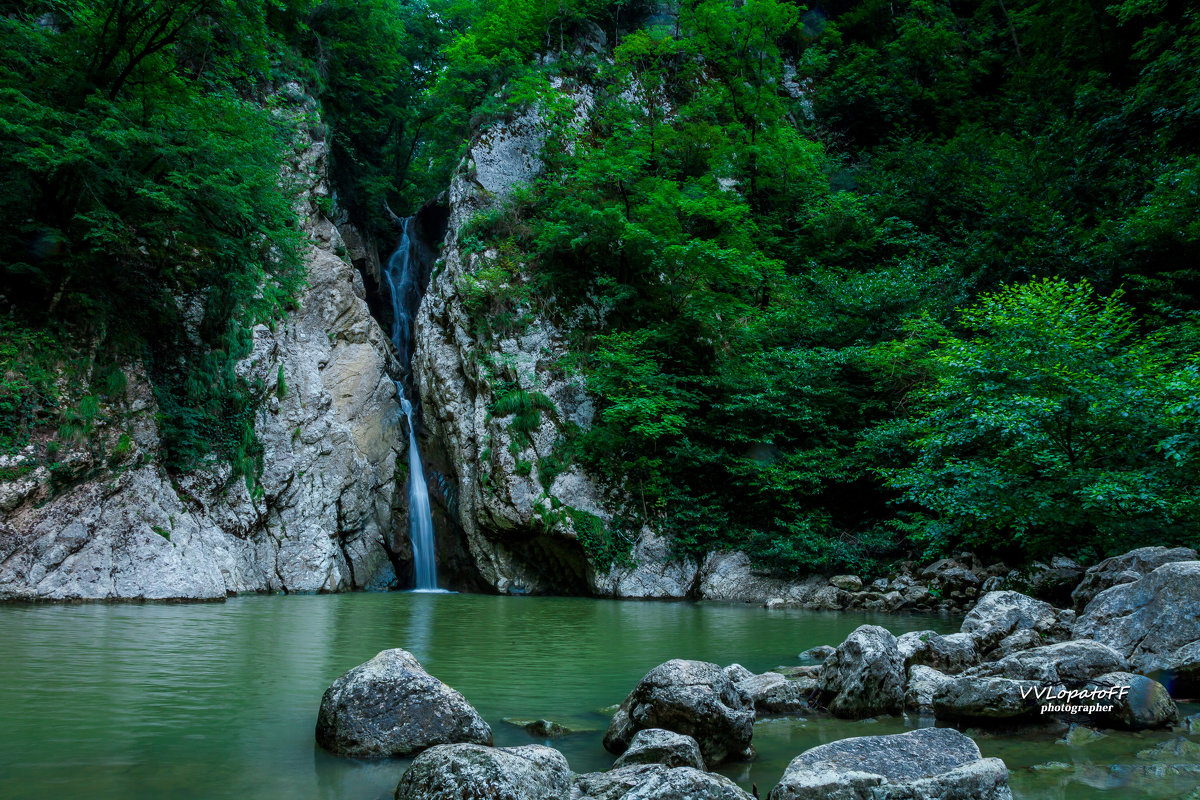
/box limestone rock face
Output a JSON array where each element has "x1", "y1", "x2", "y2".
[
  {"x1": 695, "y1": 551, "x2": 824, "y2": 604},
  {"x1": 819, "y1": 625, "x2": 906, "y2": 718},
  {"x1": 613, "y1": 729, "x2": 705, "y2": 770},
  {"x1": 1071, "y1": 546, "x2": 1198, "y2": 612},
  {"x1": 961, "y1": 591, "x2": 1074, "y2": 650},
  {"x1": 768, "y1": 727, "x2": 1013, "y2": 800},
  {"x1": 315, "y1": 649, "x2": 492, "y2": 757},
  {"x1": 395, "y1": 743, "x2": 570, "y2": 800},
  {"x1": 603, "y1": 659, "x2": 755, "y2": 766},
  {"x1": 411, "y1": 79, "x2": 699, "y2": 597},
  {"x1": 0, "y1": 102, "x2": 404, "y2": 600},
  {"x1": 573, "y1": 763, "x2": 754, "y2": 800},
  {"x1": 1073, "y1": 561, "x2": 1200, "y2": 672}
]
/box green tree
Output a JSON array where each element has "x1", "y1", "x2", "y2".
[{"x1": 879, "y1": 278, "x2": 1200, "y2": 559}]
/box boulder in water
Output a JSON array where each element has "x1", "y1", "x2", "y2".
[
  {"x1": 967, "y1": 639, "x2": 1128, "y2": 683},
  {"x1": 1086, "y1": 671, "x2": 1178, "y2": 730},
  {"x1": 896, "y1": 630, "x2": 978, "y2": 674},
  {"x1": 933, "y1": 675, "x2": 1042, "y2": 721},
  {"x1": 1073, "y1": 561, "x2": 1200, "y2": 672},
  {"x1": 767, "y1": 727, "x2": 1013, "y2": 800},
  {"x1": 613, "y1": 728, "x2": 705, "y2": 770},
  {"x1": 574, "y1": 763, "x2": 754, "y2": 800},
  {"x1": 818, "y1": 625, "x2": 905, "y2": 718},
  {"x1": 961, "y1": 591, "x2": 1073, "y2": 650},
  {"x1": 315, "y1": 649, "x2": 491, "y2": 756},
  {"x1": 1071, "y1": 546, "x2": 1198, "y2": 612},
  {"x1": 394, "y1": 743, "x2": 571, "y2": 800},
  {"x1": 603, "y1": 659, "x2": 754, "y2": 766}
]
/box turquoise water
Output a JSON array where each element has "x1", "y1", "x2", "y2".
[{"x1": 0, "y1": 592, "x2": 1194, "y2": 799}]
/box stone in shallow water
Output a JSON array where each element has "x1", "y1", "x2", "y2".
[
  {"x1": 613, "y1": 728, "x2": 705, "y2": 770},
  {"x1": 395, "y1": 743, "x2": 571, "y2": 800},
  {"x1": 818, "y1": 625, "x2": 905, "y2": 719},
  {"x1": 574, "y1": 763, "x2": 754, "y2": 800},
  {"x1": 603, "y1": 659, "x2": 755, "y2": 766},
  {"x1": 315, "y1": 648, "x2": 492, "y2": 757},
  {"x1": 1087, "y1": 671, "x2": 1178, "y2": 730},
  {"x1": 767, "y1": 726, "x2": 1013, "y2": 800},
  {"x1": 1056, "y1": 723, "x2": 1107, "y2": 746}
]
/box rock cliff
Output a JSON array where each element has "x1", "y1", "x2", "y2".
[
  {"x1": 413, "y1": 81, "x2": 698, "y2": 597},
  {"x1": 0, "y1": 93, "x2": 407, "y2": 600}
]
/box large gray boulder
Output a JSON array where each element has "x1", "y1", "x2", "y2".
[
  {"x1": 896, "y1": 630, "x2": 978, "y2": 674},
  {"x1": 1073, "y1": 561, "x2": 1200, "y2": 672},
  {"x1": 315, "y1": 649, "x2": 492, "y2": 756},
  {"x1": 933, "y1": 676, "x2": 1042, "y2": 721},
  {"x1": 819, "y1": 625, "x2": 905, "y2": 718},
  {"x1": 573, "y1": 764, "x2": 754, "y2": 800},
  {"x1": 767, "y1": 727, "x2": 1013, "y2": 800},
  {"x1": 1071, "y1": 546, "x2": 1198, "y2": 611},
  {"x1": 613, "y1": 729, "x2": 705, "y2": 770},
  {"x1": 966, "y1": 640, "x2": 1128, "y2": 683},
  {"x1": 603, "y1": 659, "x2": 754, "y2": 765},
  {"x1": 1086, "y1": 671, "x2": 1178, "y2": 730},
  {"x1": 961, "y1": 591, "x2": 1074, "y2": 650},
  {"x1": 395, "y1": 744, "x2": 571, "y2": 800}
]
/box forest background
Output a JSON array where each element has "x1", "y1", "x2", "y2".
[{"x1": 2, "y1": 0, "x2": 1198, "y2": 577}]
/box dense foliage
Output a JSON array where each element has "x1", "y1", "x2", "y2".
[
  {"x1": 3, "y1": 0, "x2": 1197, "y2": 570},
  {"x1": 450, "y1": 0, "x2": 1200, "y2": 570}
]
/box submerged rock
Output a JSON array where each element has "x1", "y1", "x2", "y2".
[
  {"x1": 767, "y1": 727, "x2": 1013, "y2": 800},
  {"x1": 1071, "y1": 546, "x2": 1198, "y2": 612},
  {"x1": 315, "y1": 649, "x2": 491, "y2": 757},
  {"x1": 799, "y1": 645, "x2": 835, "y2": 662},
  {"x1": 395, "y1": 743, "x2": 571, "y2": 800},
  {"x1": 819, "y1": 625, "x2": 905, "y2": 718},
  {"x1": 502, "y1": 718, "x2": 578, "y2": 738},
  {"x1": 603, "y1": 659, "x2": 754, "y2": 766},
  {"x1": 1073, "y1": 561, "x2": 1200, "y2": 672},
  {"x1": 613, "y1": 728, "x2": 705, "y2": 770},
  {"x1": 573, "y1": 763, "x2": 754, "y2": 800}
]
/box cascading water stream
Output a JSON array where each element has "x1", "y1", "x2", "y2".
[{"x1": 383, "y1": 218, "x2": 439, "y2": 591}]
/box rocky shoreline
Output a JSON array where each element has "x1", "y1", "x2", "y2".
[{"x1": 310, "y1": 546, "x2": 1200, "y2": 799}]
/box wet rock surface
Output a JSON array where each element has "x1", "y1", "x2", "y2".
[
  {"x1": 395, "y1": 743, "x2": 571, "y2": 800},
  {"x1": 315, "y1": 649, "x2": 492, "y2": 757},
  {"x1": 818, "y1": 625, "x2": 906, "y2": 718},
  {"x1": 573, "y1": 763, "x2": 754, "y2": 800},
  {"x1": 613, "y1": 728, "x2": 705, "y2": 770},
  {"x1": 1074, "y1": 560, "x2": 1200, "y2": 672},
  {"x1": 603, "y1": 659, "x2": 754, "y2": 766},
  {"x1": 767, "y1": 727, "x2": 1013, "y2": 800}
]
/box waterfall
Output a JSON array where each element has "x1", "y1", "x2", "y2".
[{"x1": 383, "y1": 218, "x2": 439, "y2": 591}]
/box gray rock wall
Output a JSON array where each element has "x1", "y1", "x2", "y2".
[{"x1": 0, "y1": 98, "x2": 406, "y2": 600}]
